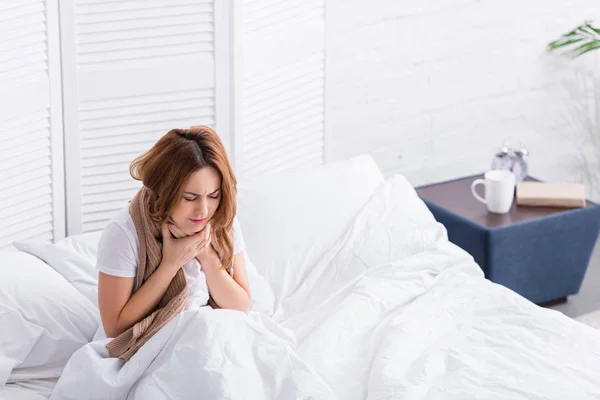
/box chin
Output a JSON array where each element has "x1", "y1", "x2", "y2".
[{"x1": 188, "y1": 221, "x2": 206, "y2": 232}]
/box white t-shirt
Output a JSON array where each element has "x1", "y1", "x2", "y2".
[{"x1": 96, "y1": 206, "x2": 246, "y2": 310}]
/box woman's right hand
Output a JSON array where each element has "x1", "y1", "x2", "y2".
[{"x1": 160, "y1": 223, "x2": 210, "y2": 274}]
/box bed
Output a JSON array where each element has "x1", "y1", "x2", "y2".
[
  {"x1": 3, "y1": 155, "x2": 600, "y2": 399},
  {"x1": 0, "y1": 379, "x2": 57, "y2": 399}
]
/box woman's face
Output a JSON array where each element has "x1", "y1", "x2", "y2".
[{"x1": 170, "y1": 166, "x2": 222, "y2": 235}]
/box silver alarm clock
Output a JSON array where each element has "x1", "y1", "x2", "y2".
[{"x1": 491, "y1": 144, "x2": 529, "y2": 182}]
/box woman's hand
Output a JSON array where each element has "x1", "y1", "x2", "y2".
[
  {"x1": 167, "y1": 223, "x2": 187, "y2": 239},
  {"x1": 195, "y1": 223, "x2": 214, "y2": 260},
  {"x1": 160, "y1": 223, "x2": 209, "y2": 275},
  {"x1": 195, "y1": 224, "x2": 222, "y2": 268}
]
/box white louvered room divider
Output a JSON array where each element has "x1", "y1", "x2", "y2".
[
  {"x1": 0, "y1": 0, "x2": 65, "y2": 249},
  {"x1": 1, "y1": 0, "x2": 329, "y2": 244},
  {"x1": 59, "y1": 0, "x2": 232, "y2": 234},
  {"x1": 235, "y1": 0, "x2": 326, "y2": 178}
]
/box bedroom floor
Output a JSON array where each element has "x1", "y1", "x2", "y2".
[{"x1": 548, "y1": 238, "x2": 600, "y2": 318}]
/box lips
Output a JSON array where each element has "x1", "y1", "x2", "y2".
[{"x1": 189, "y1": 218, "x2": 206, "y2": 224}]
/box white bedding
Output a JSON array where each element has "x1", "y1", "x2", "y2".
[
  {"x1": 0, "y1": 252, "x2": 99, "y2": 386},
  {"x1": 46, "y1": 175, "x2": 600, "y2": 399},
  {"x1": 0, "y1": 378, "x2": 57, "y2": 400}
]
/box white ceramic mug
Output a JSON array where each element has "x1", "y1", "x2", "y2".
[{"x1": 471, "y1": 170, "x2": 516, "y2": 214}]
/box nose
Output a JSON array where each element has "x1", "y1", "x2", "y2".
[{"x1": 194, "y1": 197, "x2": 208, "y2": 218}]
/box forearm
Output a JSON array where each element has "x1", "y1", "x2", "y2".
[
  {"x1": 112, "y1": 264, "x2": 177, "y2": 336},
  {"x1": 201, "y1": 254, "x2": 250, "y2": 312}
]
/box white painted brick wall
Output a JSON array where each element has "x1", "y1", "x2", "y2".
[{"x1": 327, "y1": 0, "x2": 600, "y2": 200}]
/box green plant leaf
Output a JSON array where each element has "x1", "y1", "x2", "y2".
[
  {"x1": 586, "y1": 23, "x2": 600, "y2": 35},
  {"x1": 570, "y1": 40, "x2": 600, "y2": 57},
  {"x1": 548, "y1": 21, "x2": 600, "y2": 58},
  {"x1": 548, "y1": 37, "x2": 584, "y2": 51}
]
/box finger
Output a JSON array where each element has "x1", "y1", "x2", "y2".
[
  {"x1": 170, "y1": 224, "x2": 184, "y2": 240},
  {"x1": 161, "y1": 223, "x2": 171, "y2": 241},
  {"x1": 201, "y1": 234, "x2": 211, "y2": 248},
  {"x1": 195, "y1": 232, "x2": 211, "y2": 251},
  {"x1": 188, "y1": 235, "x2": 207, "y2": 252},
  {"x1": 196, "y1": 237, "x2": 208, "y2": 253},
  {"x1": 196, "y1": 235, "x2": 208, "y2": 248},
  {"x1": 171, "y1": 225, "x2": 185, "y2": 239},
  {"x1": 190, "y1": 233, "x2": 206, "y2": 247},
  {"x1": 193, "y1": 224, "x2": 208, "y2": 238},
  {"x1": 202, "y1": 224, "x2": 211, "y2": 242}
]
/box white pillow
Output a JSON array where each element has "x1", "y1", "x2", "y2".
[
  {"x1": 236, "y1": 154, "x2": 384, "y2": 308},
  {"x1": 241, "y1": 250, "x2": 275, "y2": 316},
  {"x1": 0, "y1": 251, "x2": 100, "y2": 385},
  {"x1": 15, "y1": 232, "x2": 102, "y2": 307}
]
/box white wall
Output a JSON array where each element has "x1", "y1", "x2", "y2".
[{"x1": 326, "y1": 0, "x2": 600, "y2": 200}]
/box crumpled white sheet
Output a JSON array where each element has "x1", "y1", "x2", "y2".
[
  {"x1": 50, "y1": 176, "x2": 600, "y2": 400},
  {"x1": 0, "y1": 378, "x2": 57, "y2": 400},
  {"x1": 52, "y1": 309, "x2": 334, "y2": 399}
]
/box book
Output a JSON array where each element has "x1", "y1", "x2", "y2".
[{"x1": 516, "y1": 182, "x2": 586, "y2": 208}]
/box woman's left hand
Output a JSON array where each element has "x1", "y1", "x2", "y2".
[{"x1": 195, "y1": 223, "x2": 217, "y2": 264}]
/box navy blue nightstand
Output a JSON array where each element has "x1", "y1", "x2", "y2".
[{"x1": 416, "y1": 174, "x2": 600, "y2": 305}]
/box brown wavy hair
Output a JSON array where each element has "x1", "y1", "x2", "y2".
[{"x1": 129, "y1": 126, "x2": 237, "y2": 270}]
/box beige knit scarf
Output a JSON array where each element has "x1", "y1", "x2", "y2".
[{"x1": 105, "y1": 187, "x2": 231, "y2": 360}]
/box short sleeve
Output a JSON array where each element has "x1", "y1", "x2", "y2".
[
  {"x1": 96, "y1": 221, "x2": 138, "y2": 278},
  {"x1": 232, "y1": 216, "x2": 246, "y2": 255}
]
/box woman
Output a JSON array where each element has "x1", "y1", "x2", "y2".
[{"x1": 95, "y1": 126, "x2": 251, "y2": 359}]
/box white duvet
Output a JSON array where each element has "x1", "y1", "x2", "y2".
[{"x1": 50, "y1": 176, "x2": 600, "y2": 399}]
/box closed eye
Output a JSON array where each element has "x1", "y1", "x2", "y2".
[{"x1": 183, "y1": 190, "x2": 220, "y2": 201}]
